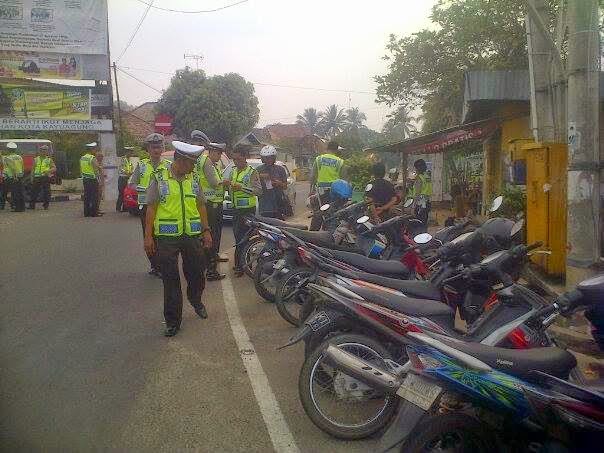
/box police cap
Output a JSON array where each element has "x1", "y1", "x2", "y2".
[
  {"x1": 145, "y1": 133, "x2": 164, "y2": 145},
  {"x1": 172, "y1": 141, "x2": 204, "y2": 161}
]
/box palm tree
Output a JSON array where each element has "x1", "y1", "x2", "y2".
[
  {"x1": 318, "y1": 104, "x2": 347, "y2": 138},
  {"x1": 296, "y1": 107, "x2": 320, "y2": 134},
  {"x1": 382, "y1": 105, "x2": 417, "y2": 141},
  {"x1": 344, "y1": 107, "x2": 367, "y2": 131}
]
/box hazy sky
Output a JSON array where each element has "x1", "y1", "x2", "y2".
[{"x1": 108, "y1": 0, "x2": 436, "y2": 130}]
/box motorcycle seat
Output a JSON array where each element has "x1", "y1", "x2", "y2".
[
  {"x1": 282, "y1": 228, "x2": 363, "y2": 253},
  {"x1": 346, "y1": 285, "x2": 454, "y2": 328},
  {"x1": 438, "y1": 339, "x2": 577, "y2": 381},
  {"x1": 371, "y1": 216, "x2": 404, "y2": 234},
  {"x1": 318, "y1": 247, "x2": 411, "y2": 278},
  {"x1": 257, "y1": 216, "x2": 308, "y2": 230},
  {"x1": 348, "y1": 272, "x2": 442, "y2": 301}
]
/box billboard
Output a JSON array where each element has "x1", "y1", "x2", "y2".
[
  {"x1": 0, "y1": 117, "x2": 113, "y2": 131},
  {"x1": 0, "y1": 50, "x2": 109, "y2": 80},
  {"x1": 0, "y1": 82, "x2": 91, "y2": 120},
  {"x1": 0, "y1": 0, "x2": 108, "y2": 55}
]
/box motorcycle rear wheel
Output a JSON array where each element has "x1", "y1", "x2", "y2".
[
  {"x1": 275, "y1": 267, "x2": 313, "y2": 326},
  {"x1": 253, "y1": 257, "x2": 277, "y2": 302},
  {"x1": 239, "y1": 236, "x2": 267, "y2": 278},
  {"x1": 299, "y1": 333, "x2": 398, "y2": 440}
]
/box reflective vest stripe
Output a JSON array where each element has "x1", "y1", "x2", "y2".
[
  {"x1": 138, "y1": 158, "x2": 171, "y2": 205},
  {"x1": 316, "y1": 154, "x2": 343, "y2": 185},
  {"x1": 230, "y1": 165, "x2": 257, "y2": 209},
  {"x1": 34, "y1": 156, "x2": 52, "y2": 177},
  {"x1": 196, "y1": 155, "x2": 224, "y2": 202},
  {"x1": 80, "y1": 154, "x2": 96, "y2": 179},
  {"x1": 153, "y1": 175, "x2": 202, "y2": 237}
]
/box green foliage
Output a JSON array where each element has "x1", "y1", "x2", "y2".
[
  {"x1": 296, "y1": 107, "x2": 320, "y2": 135},
  {"x1": 345, "y1": 152, "x2": 375, "y2": 191},
  {"x1": 375, "y1": 0, "x2": 531, "y2": 133},
  {"x1": 335, "y1": 127, "x2": 384, "y2": 157},
  {"x1": 491, "y1": 184, "x2": 526, "y2": 218},
  {"x1": 344, "y1": 107, "x2": 367, "y2": 132},
  {"x1": 157, "y1": 69, "x2": 259, "y2": 145},
  {"x1": 319, "y1": 104, "x2": 347, "y2": 138}
]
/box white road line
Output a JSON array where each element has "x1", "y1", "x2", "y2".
[{"x1": 221, "y1": 276, "x2": 300, "y2": 453}]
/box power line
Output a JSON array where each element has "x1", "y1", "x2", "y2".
[
  {"x1": 117, "y1": 67, "x2": 163, "y2": 93},
  {"x1": 117, "y1": 0, "x2": 155, "y2": 61},
  {"x1": 118, "y1": 65, "x2": 377, "y2": 95},
  {"x1": 132, "y1": 0, "x2": 249, "y2": 14}
]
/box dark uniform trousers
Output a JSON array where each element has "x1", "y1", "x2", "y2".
[
  {"x1": 139, "y1": 205, "x2": 160, "y2": 272},
  {"x1": 10, "y1": 178, "x2": 25, "y2": 211},
  {"x1": 233, "y1": 207, "x2": 256, "y2": 270},
  {"x1": 83, "y1": 178, "x2": 99, "y2": 217},
  {"x1": 30, "y1": 176, "x2": 51, "y2": 209},
  {"x1": 205, "y1": 201, "x2": 223, "y2": 272},
  {"x1": 157, "y1": 236, "x2": 206, "y2": 329},
  {"x1": 0, "y1": 180, "x2": 7, "y2": 209},
  {"x1": 115, "y1": 175, "x2": 128, "y2": 212}
]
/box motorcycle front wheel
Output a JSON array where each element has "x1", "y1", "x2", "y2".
[
  {"x1": 253, "y1": 257, "x2": 278, "y2": 302},
  {"x1": 275, "y1": 267, "x2": 313, "y2": 326},
  {"x1": 239, "y1": 235, "x2": 267, "y2": 278},
  {"x1": 299, "y1": 333, "x2": 398, "y2": 440}
]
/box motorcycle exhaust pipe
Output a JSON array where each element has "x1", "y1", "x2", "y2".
[{"x1": 323, "y1": 344, "x2": 402, "y2": 393}]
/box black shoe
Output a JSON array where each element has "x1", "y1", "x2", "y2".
[
  {"x1": 194, "y1": 304, "x2": 208, "y2": 319},
  {"x1": 206, "y1": 271, "x2": 226, "y2": 281},
  {"x1": 164, "y1": 326, "x2": 179, "y2": 337}
]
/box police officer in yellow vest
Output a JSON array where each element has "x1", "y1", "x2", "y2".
[
  {"x1": 0, "y1": 149, "x2": 7, "y2": 210},
  {"x1": 144, "y1": 141, "x2": 212, "y2": 337},
  {"x1": 29, "y1": 144, "x2": 56, "y2": 210},
  {"x1": 191, "y1": 130, "x2": 228, "y2": 281},
  {"x1": 410, "y1": 158, "x2": 432, "y2": 232},
  {"x1": 116, "y1": 147, "x2": 134, "y2": 212},
  {"x1": 129, "y1": 133, "x2": 171, "y2": 276},
  {"x1": 226, "y1": 145, "x2": 262, "y2": 277},
  {"x1": 309, "y1": 140, "x2": 345, "y2": 230},
  {"x1": 80, "y1": 142, "x2": 101, "y2": 217},
  {"x1": 5, "y1": 142, "x2": 26, "y2": 212}
]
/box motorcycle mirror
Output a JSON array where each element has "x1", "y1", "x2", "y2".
[
  {"x1": 365, "y1": 183, "x2": 373, "y2": 192},
  {"x1": 490, "y1": 196, "x2": 503, "y2": 213},
  {"x1": 510, "y1": 218, "x2": 525, "y2": 237},
  {"x1": 414, "y1": 233, "x2": 433, "y2": 244},
  {"x1": 356, "y1": 215, "x2": 370, "y2": 224},
  {"x1": 403, "y1": 198, "x2": 414, "y2": 208},
  {"x1": 320, "y1": 203, "x2": 331, "y2": 212}
]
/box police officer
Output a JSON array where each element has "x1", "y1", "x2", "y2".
[
  {"x1": 129, "y1": 133, "x2": 171, "y2": 276},
  {"x1": 5, "y1": 142, "x2": 25, "y2": 212},
  {"x1": 144, "y1": 141, "x2": 212, "y2": 337},
  {"x1": 116, "y1": 147, "x2": 134, "y2": 212},
  {"x1": 193, "y1": 140, "x2": 228, "y2": 281},
  {"x1": 227, "y1": 145, "x2": 261, "y2": 277},
  {"x1": 29, "y1": 144, "x2": 56, "y2": 210},
  {"x1": 0, "y1": 147, "x2": 9, "y2": 210},
  {"x1": 80, "y1": 142, "x2": 101, "y2": 217},
  {"x1": 309, "y1": 141, "x2": 346, "y2": 230},
  {"x1": 410, "y1": 158, "x2": 432, "y2": 232}
]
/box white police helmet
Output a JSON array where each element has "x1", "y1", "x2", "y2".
[{"x1": 260, "y1": 145, "x2": 277, "y2": 157}]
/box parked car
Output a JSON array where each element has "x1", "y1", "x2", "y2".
[{"x1": 222, "y1": 159, "x2": 296, "y2": 221}]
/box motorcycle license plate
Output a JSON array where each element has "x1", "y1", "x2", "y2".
[
  {"x1": 396, "y1": 373, "x2": 442, "y2": 411},
  {"x1": 307, "y1": 311, "x2": 331, "y2": 332}
]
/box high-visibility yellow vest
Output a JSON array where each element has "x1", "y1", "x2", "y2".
[
  {"x1": 230, "y1": 165, "x2": 257, "y2": 209},
  {"x1": 7, "y1": 153, "x2": 24, "y2": 178},
  {"x1": 196, "y1": 155, "x2": 224, "y2": 203},
  {"x1": 409, "y1": 173, "x2": 432, "y2": 197},
  {"x1": 119, "y1": 156, "x2": 133, "y2": 177},
  {"x1": 80, "y1": 153, "x2": 96, "y2": 179},
  {"x1": 153, "y1": 172, "x2": 202, "y2": 237},
  {"x1": 137, "y1": 158, "x2": 171, "y2": 205},
  {"x1": 315, "y1": 153, "x2": 343, "y2": 187},
  {"x1": 33, "y1": 156, "x2": 53, "y2": 177}
]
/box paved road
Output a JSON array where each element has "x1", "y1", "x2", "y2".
[{"x1": 0, "y1": 184, "x2": 380, "y2": 452}]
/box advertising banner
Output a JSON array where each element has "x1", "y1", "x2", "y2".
[
  {"x1": 0, "y1": 0, "x2": 108, "y2": 55},
  {"x1": 0, "y1": 117, "x2": 113, "y2": 131},
  {"x1": 0, "y1": 50, "x2": 109, "y2": 80},
  {"x1": 0, "y1": 82, "x2": 91, "y2": 120}
]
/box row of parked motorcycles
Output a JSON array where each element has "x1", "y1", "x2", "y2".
[{"x1": 235, "y1": 184, "x2": 604, "y2": 452}]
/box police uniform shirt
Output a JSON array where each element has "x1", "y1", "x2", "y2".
[
  {"x1": 146, "y1": 174, "x2": 206, "y2": 206},
  {"x1": 200, "y1": 156, "x2": 221, "y2": 188}
]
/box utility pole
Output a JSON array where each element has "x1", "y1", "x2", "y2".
[
  {"x1": 112, "y1": 62, "x2": 122, "y2": 143},
  {"x1": 565, "y1": 0, "x2": 601, "y2": 285},
  {"x1": 526, "y1": 0, "x2": 555, "y2": 142}
]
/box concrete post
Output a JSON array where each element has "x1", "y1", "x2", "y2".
[
  {"x1": 99, "y1": 132, "x2": 118, "y2": 202},
  {"x1": 565, "y1": 0, "x2": 601, "y2": 286}
]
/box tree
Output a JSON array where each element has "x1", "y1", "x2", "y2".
[
  {"x1": 344, "y1": 107, "x2": 367, "y2": 131},
  {"x1": 319, "y1": 104, "x2": 347, "y2": 138},
  {"x1": 296, "y1": 107, "x2": 320, "y2": 134},
  {"x1": 157, "y1": 69, "x2": 259, "y2": 145},
  {"x1": 381, "y1": 105, "x2": 417, "y2": 142},
  {"x1": 375, "y1": 0, "x2": 532, "y2": 133}
]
